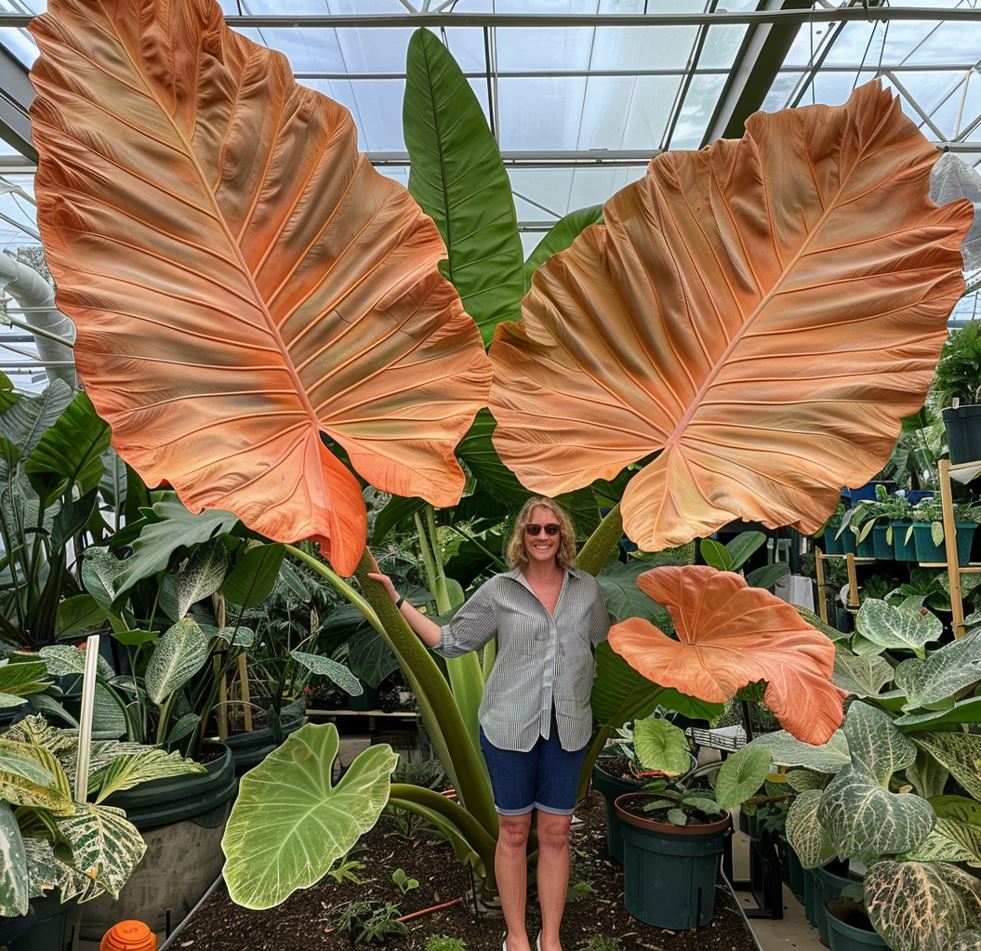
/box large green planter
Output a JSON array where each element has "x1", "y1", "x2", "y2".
[
  {"x1": 823, "y1": 526, "x2": 844, "y2": 555},
  {"x1": 891, "y1": 520, "x2": 916, "y2": 561},
  {"x1": 222, "y1": 714, "x2": 306, "y2": 774},
  {"x1": 615, "y1": 793, "x2": 730, "y2": 930},
  {"x1": 854, "y1": 533, "x2": 875, "y2": 558},
  {"x1": 9, "y1": 894, "x2": 78, "y2": 951},
  {"x1": 803, "y1": 868, "x2": 819, "y2": 928},
  {"x1": 80, "y1": 745, "x2": 237, "y2": 944},
  {"x1": 871, "y1": 525, "x2": 892, "y2": 560},
  {"x1": 826, "y1": 901, "x2": 887, "y2": 950},
  {"x1": 782, "y1": 839, "x2": 805, "y2": 902},
  {"x1": 813, "y1": 864, "x2": 857, "y2": 948},
  {"x1": 910, "y1": 521, "x2": 977, "y2": 566},
  {"x1": 592, "y1": 759, "x2": 645, "y2": 864}
]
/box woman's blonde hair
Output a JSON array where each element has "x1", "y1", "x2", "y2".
[{"x1": 505, "y1": 497, "x2": 577, "y2": 570}]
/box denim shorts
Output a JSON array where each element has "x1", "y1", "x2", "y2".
[{"x1": 478, "y1": 711, "x2": 589, "y2": 816}]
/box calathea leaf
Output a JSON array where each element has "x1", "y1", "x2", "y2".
[
  {"x1": 901, "y1": 817, "x2": 981, "y2": 866},
  {"x1": 92, "y1": 748, "x2": 205, "y2": 803},
  {"x1": 163, "y1": 539, "x2": 229, "y2": 620},
  {"x1": 30, "y1": 2, "x2": 491, "y2": 576},
  {"x1": 865, "y1": 860, "x2": 981, "y2": 951},
  {"x1": 0, "y1": 800, "x2": 28, "y2": 916}
]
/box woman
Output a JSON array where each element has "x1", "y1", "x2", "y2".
[{"x1": 368, "y1": 497, "x2": 609, "y2": 951}]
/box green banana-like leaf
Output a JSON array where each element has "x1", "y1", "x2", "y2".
[
  {"x1": 25, "y1": 391, "x2": 111, "y2": 501},
  {"x1": 0, "y1": 738, "x2": 73, "y2": 814},
  {"x1": 633, "y1": 719, "x2": 691, "y2": 776},
  {"x1": 145, "y1": 617, "x2": 210, "y2": 705},
  {"x1": 222, "y1": 723, "x2": 398, "y2": 909},
  {"x1": 0, "y1": 379, "x2": 73, "y2": 460},
  {"x1": 896, "y1": 697, "x2": 981, "y2": 729},
  {"x1": 785, "y1": 788, "x2": 837, "y2": 869},
  {"x1": 894, "y1": 628, "x2": 981, "y2": 710},
  {"x1": 56, "y1": 802, "x2": 146, "y2": 901},
  {"x1": 0, "y1": 659, "x2": 49, "y2": 697},
  {"x1": 220, "y1": 542, "x2": 285, "y2": 608},
  {"x1": 110, "y1": 495, "x2": 238, "y2": 596},
  {"x1": 0, "y1": 693, "x2": 26, "y2": 708},
  {"x1": 715, "y1": 746, "x2": 771, "y2": 811},
  {"x1": 865, "y1": 861, "x2": 981, "y2": 951},
  {"x1": 856, "y1": 599, "x2": 943, "y2": 658},
  {"x1": 817, "y1": 703, "x2": 934, "y2": 860},
  {"x1": 404, "y1": 28, "x2": 524, "y2": 345},
  {"x1": 597, "y1": 560, "x2": 673, "y2": 628},
  {"x1": 290, "y1": 650, "x2": 362, "y2": 696},
  {"x1": 92, "y1": 749, "x2": 206, "y2": 803},
  {"x1": 523, "y1": 205, "x2": 603, "y2": 291},
  {"x1": 0, "y1": 800, "x2": 28, "y2": 916},
  {"x1": 832, "y1": 650, "x2": 895, "y2": 698},
  {"x1": 914, "y1": 732, "x2": 981, "y2": 799}
]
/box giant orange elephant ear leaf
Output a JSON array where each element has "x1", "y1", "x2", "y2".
[
  {"x1": 488, "y1": 82, "x2": 972, "y2": 553},
  {"x1": 28, "y1": 0, "x2": 491, "y2": 575},
  {"x1": 608, "y1": 565, "x2": 846, "y2": 745}
]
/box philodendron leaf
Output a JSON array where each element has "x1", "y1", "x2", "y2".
[
  {"x1": 914, "y1": 732, "x2": 981, "y2": 800},
  {"x1": 0, "y1": 800, "x2": 28, "y2": 916},
  {"x1": 632, "y1": 719, "x2": 692, "y2": 777},
  {"x1": 856, "y1": 599, "x2": 943, "y2": 657},
  {"x1": 168, "y1": 539, "x2": 228, "y2": 620},
  {"x1": 715, "y1": 745, "x2": 771, "y2": 811},
  {"x1": 833, "y1": 650, "x2": 895, "y2": 698},
  {"x1": 785, "y1": 789, "x2": 836, "y2": 869},
  {"x1": 145, "y1": 618, "x2": 210, "y2": 705},
  {"x1": 290, "y1": 651, "x2": 362, "y2": 696},
  {"x1": 895, "y1": 628, "x2": 981, "y2": 709},
  {"x1": 221, "y1": 723, "x2": 398, "y2": 909},
  {"x1": 56, "y1": 802, "x2": 146, "y2": 901},
  {"x1": 92, "y1": 749, "x2": 206, "y2": 804},
  {"x1": 817, "y1": 702, "x2": 934, "y2": 860},
  {"x1": 744, "y1": 729, "x2": 850, "y2": 773},
  {"x1": 865, "y1": 860, "x2": 981, "y2": 951}
]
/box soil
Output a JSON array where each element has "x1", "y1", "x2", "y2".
[
  {"x1": 617, "y1": 796, "x2": 724, "y2": 828},
  {"x1": 172, "y1": 790, "x2": 759, "y2": 951}
]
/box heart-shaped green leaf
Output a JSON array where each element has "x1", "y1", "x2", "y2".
[
  {"x1": 856, "y1": 599, "x2": 943, "y2": 657},
  {"x1": 785, "y1": 789, "x2": 837, "y2": 869},
  {"x1": 895, "y1": 629, "x2": 981, "y2": 709},
  {"x1": 833, "y1": 650, "x2": 896, "y2": 698},
  {"x1": 745, "y1": 729, "x2": 850, "y2": 773},
  {"x1": 632, "y1": 719, "x2": 692, "y2": 777},
  {"x1": 222, "y1": 723, "x2": 398, "y2": 909},
  {"x1": 715, "y1": 745, "x2": 771, "y2": 811}
]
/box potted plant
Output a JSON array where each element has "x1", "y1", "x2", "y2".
[
  {"x1": 611, "y1": 718, "x2": 771, "y2": 930},
  {"x1": 932, "y1": 321, "x2": 981, "y2": 464},
  {"x1": 0, "y1": 712, "x2": 202, "y2": 951},
  {"x1": 822, "y1": 502, "x2": 849, "y2": 555},
  {"x1": 905, "y1": 495, "x2": 980, "y2": 565}
]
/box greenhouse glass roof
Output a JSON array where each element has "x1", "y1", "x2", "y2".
[{"x1": 0, "y1": 0, "x2": 977, "y2": 383}]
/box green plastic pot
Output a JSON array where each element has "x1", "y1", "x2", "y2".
[
  {"x1": 854, "y1": 532, "x2": 875, "y2": 558},
  {"x1": 8, "y1": 894, "x2": 78, "y2": 951},
  {"x1": 813, "y1": 864, "x2": 858, "y2": 948},
  {"x1": 871, "y1": 525, "x2": 892, "y2": 560},
  {"x1": 823, "y1": 526, "x2": 844, "y2": 555},
  {"x1": 783, "y1": 840, "x2": 805, "y2": 902},
  {"x1": 223, "y1": 714, "x2": 306, "y2": 774},
  {"x1": 891, "y1": 520, "x2": 915, "y2": 561},
  {"x1": 910, "y1": 521, "x2": 977, "y2": 566},
  {"x1": 592, "y1": 759, "x2": 645, "y2": 864},
  {"x1": 615, "y1": 793, "x2": 730, "y2": 930},
  {"x1": 839, "y1": 530, "x2": 856, "y2": 555},
  {"x1": 826, "y1": 901, "x2": 887, "y2": 950}
]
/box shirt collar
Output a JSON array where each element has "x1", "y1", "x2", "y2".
[{"x1": 504, "y1": 564, "x2": 582, "y2": 582}]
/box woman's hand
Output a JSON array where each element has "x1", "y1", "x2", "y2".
[{"x1": 366, "y1": 571, "x2": 399, "y2": 604}]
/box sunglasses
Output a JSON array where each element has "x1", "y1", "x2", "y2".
[{"x1": 526, "y1": 523, "x2": 561, "y2": 536}]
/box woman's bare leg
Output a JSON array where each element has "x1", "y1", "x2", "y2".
[
  {"x1": 497, "y1": 812, "x2": 534, "y2": 951},
  {"x1": 535, "y1": 811, "x2": 573, "y2": 951}
]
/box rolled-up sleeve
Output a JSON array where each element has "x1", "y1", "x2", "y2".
[
  {"x1": 589, "y1": 582, "x2": 611, "y2": 647},
  {"x1": 434, "y1": 582, "x2": 498, "y2": 658}
]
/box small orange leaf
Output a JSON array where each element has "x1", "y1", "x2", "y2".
[
  {"x1": 488, "y1": 82, "x2": 972, "y2": 552},
  {"x1": 29, "y1": 0, "x2": 491, "y2": 574},
  {"x1": 608, "y1": 565, "x2": 846, "y2": 744}
]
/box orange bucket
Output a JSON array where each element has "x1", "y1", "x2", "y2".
[{"x1": 100, "y1": 920, "x2": 156, "y2": 951}]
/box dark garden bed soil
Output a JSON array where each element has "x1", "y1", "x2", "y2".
[{"x1": 173, "y1": 792, "x2": 758, "y2": 951}]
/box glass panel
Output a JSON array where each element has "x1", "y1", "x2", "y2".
[
  {"x1": 897, "y1": 70, "x2": 970, "y2": 138},
  {"x1": 567, "y1": 165, "x2": 645, "y2": 211},
  {"x1": 252, "y1": 28, "x2": 347, "y2": 73},
  {"x1": 496, "y1": 27, "x2": 595, "y2": 71},
  {"x1": 498, "y1": 76, "x2": 588, "y2": 150},
  {"x1": 763, "y1": 72, "x2": 804, "y2": 112},
  {"x1": 509, "y1": 168, "x2": 575, "y2": 219},
  {"x1": 699, "y1": 25, "x2": 749, "y2": 69},
  {"x1": 335, "y1": 28, "x2": 416, "y2": 73},
  {"x1": 579, "y1": 75, "x2": 681, "y2": 151},
  {"x1": 590, "y1": 25, "x2": 699, "y2": 71},
  {"x1": 0, "y1": 28, "x2": 38, "y2": 67},
  {"x1": 669, "y1": 72, "x2": 727, "y2": 149},
  {"x1": 442, "y1": 28, "x2": 488, "y2": 72}
]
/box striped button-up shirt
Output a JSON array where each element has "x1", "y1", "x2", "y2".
[{"x1": 434, "y1": 566, "x2": 610, "y2": 752}]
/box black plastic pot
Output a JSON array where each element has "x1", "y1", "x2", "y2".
[
  {"x1": 591, "y1": 759, "x2": 646, "y2": 863},
  {"x1": 348, "y1": 680, "x2": 380, "y2": 711},
  {"x1": 222, "y1": 714, "x2": 306, "y2": 774},
  {"x1": 9, "y1": 894, "x2": 78, "y2": 951},
  {"x1": 826, "y1": 900, "x2": 886, "y2": 950},
  {"x1": 615, "y1": 793, "x2": 730, "y2": 930},
  {"x1": 0, "y1": 907, "x2": 35, "y2": 947},
  {"x1": 943, "y1": 404, "x2": 981, "y2": 465},
  {"x1": 80, "y1": 745, "x2": 237, "y2": 944}
]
